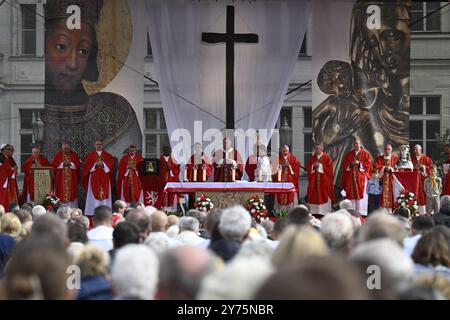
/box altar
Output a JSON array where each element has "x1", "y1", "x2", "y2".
[{"x1": 164, "y1": 182, "x2": 296, "y2": 209}]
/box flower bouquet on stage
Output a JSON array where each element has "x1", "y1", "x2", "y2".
[
  {"x1": 193, "y1": 194, "x2": 214, "y2": 212},
  {"x1": 42, "y1": 192, "x2": 61, "y2": 211},
  {"x1": 395, "y1": 189, "x2": 418, "y2": 218},
  {"x1": 246, "y1": 194, "x2": 269, "y2": 223}
]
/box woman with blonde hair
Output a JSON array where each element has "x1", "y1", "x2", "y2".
[
  {"x1": 0, "y1": 213, "x2": 21, "y2": 239},
  {"x1": 272, "y1": 225, "x2": 328, "y2": 268}
]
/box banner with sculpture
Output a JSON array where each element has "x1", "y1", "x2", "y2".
[
  {"x1": 312, "y1": 0, "x2": 411, "y2": 187},
  {"x1": 43, "y1": 0, "x2": 146, "y2": 161}
]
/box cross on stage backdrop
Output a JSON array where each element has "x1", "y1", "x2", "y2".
[
  {"x1": 146, "y1": 0, "x2": 310, "y2": 163},
  {"x1": 43, "y1": 0, "x2": 146, "y2": 161},
  {"x1": 312, "y1": 0, "x2": 411, "y2": 186}
]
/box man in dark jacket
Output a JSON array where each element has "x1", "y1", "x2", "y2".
[{"x1": 433, "y1": 195, "x2": 450, "y2": 227}]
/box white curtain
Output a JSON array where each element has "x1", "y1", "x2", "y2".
[{"x1": 146, "y1": 0, "x2": 310, "y2": 163}]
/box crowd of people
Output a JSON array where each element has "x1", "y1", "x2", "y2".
[{"x1": 0, "y1": 195, "x2": 449, "y2": 300}]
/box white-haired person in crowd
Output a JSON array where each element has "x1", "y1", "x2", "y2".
[
  {"x1": 87, "y1": 206, "x2": 114, "y2": 252},
  {"x1": 175, "y1": 216, "x2": 205, "y2": 246},
  {"x1": 166, "y1": 214, "x2": 180, "y2": 238},
  {"x1": 157, "y1": 246, "x2": 219, "y2": 300},
  {"x1": 111, "y1": 244, "x2": 159, "y2": 300},
  {"x1": 320, "y1": 210, "x2": 356, "y2": 254},
  {"x1": 56, "y1": 205, "x2": 72, "y2": 224},
  {"x1": 197, "y1": 256, "x2": 273, "y2": 300},
  {"x1": 209, "y1": 205, "x2": 252, "y2": 262}
]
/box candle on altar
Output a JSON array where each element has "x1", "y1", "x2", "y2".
[
  {"x1": 202, "y1": 168, "x2": 207, "y2": 182},
  {"x1": 193, "y1": 167, "x2": 197, "y2": 182},
  {"x1": 231, "y1": 167, "x2": 236, "y2": 181},
  {"x1": 277, "y1": 166, "x2": 282, "y2": 182},
  {"x1": 184, "y1": 167, "x2": 188, "y2": 181},
  {"x1": 258, "y1": 168, "x2": 263, "y2": 182}
]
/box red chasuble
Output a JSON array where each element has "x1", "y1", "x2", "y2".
[
  {"x1": 83, "y1": 150, "x2": 115, "y2": 200},
  {"x1": 186, "y1": 153, "x2": 213, "y2": 182},
  {"x1": 117, "y1": 153, "x2": 144, "y2": 202},
  {"x1": 342, "y1": 149, "x2": 372, "y2": 200},
  {"x1": 306, "y1": 152, "x2": 334, "y2": 205},
  {"x1": 245, "y1": 154, "x2": 258, "y2": 182},
  {"x1": 0, "y1": 161, "x2": 14, "y2": 209},
  {"x1": 374, "y1": 154, "x2": 398, "y2": 209},
  {"x1": 443, "y1": 157, "x2": 450, "y2": 196},
  {"x1": 412, "y1": 154, "x2": 433, "y2": 206},
  {"x1": 273, "y1": 153, "x2": 300, "y2": 205},
  {"x1": 21, "y1": 155, "x2": 50, "y2": 202},
  {"x1": 4, "y1": 157, "x2": 18, "y2": 205},
  {"x1": 52, "y1": 150, "x2": 81, "y2": 203},
  {"x1": 212, "y1": 148, "x2": 244, "y2": 182},
  {"x1": 160, "y1": 155, "x2": 181, "y2": 206}
]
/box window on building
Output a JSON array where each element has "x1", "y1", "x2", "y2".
[
  {"x1": 411, "y1": 2, "x2": 441, "y2": 32},
  {"x1": 299, "y1": 32, "x2": 307, "y2": 57},
  {"x1": 19, "y1": 109, "x2": 42, "y2": 167},
  {"x1": 21, "y1": 4, "x2": 37, "y2": 55},
  {"x1": 144, "y1": 108, "x2": 169, "y2": 158},
  {"x1": 409, "y1": 96, "x2": 441, "y2": 161},
  {"x1": 146, "y1": 31, "x2": 152, "y2": 57}
]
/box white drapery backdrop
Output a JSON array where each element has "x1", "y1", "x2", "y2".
[{"x1": 146, "y1": 0, "x2": 310, "y2": 164}]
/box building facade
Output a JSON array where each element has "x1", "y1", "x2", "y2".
[{"x1": 1, "y1": 1, "x2": 449, "y2": 196}]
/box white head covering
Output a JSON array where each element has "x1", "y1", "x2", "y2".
[{"x1": 0, "y1": 144, "x2": 7, "y2": 151}]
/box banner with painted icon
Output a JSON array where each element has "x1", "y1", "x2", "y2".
[
  {"x1": 43, "y1": 0, "x2": 146, "y2": 161},
  {"x1": 311, "y1": 0, "x2": 411, "y2": 186}
]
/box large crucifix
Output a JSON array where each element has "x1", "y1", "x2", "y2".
[{"x1": 202, "y1": 6, "x2": 258, "y2": 129}]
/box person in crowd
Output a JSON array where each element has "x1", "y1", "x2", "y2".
[
  {"x1": 186, "y1": 209, "x2": 208, "y2": 239},
  {"x1": 0, "y1": 213, "x2": 21, "y2": 239},
  {"x1": 111, "y1": 244, "x2": 159, "y2": 300},
  {"x1": 272, "y1": 225, "x2": 328, "y2": 268},
  {"x1": 20, "y1": 203, "x2": 33, "y2": 215},
  {"x1": 87, "y1": 205, "x2": 114, "y2": 252},
  {"x1": 261, "y1": 219, "x2": 274, "y2": 240},
  {"x1": 8, "y1": 203, "x2": 20, "y2": 214},
  {"x1": 0, "y1": 231, "x2": 15, "y2": 278},
  {"x1": 287, "y1": 206, "x2": 311, "y2": 226},
  {"x1": 433, "y1": 195, "x2": 450, "y2": 227},
  {"x1": 320, "y1": 211, "x2": 355, "y2": 254},
  {"x1": 356, "y1": 211, "x2": 407, "y2": 247},
  {"x1": 74, "y1": 244, "x2": 112, "y2": 300},
  {"x1": 146, "y1": 210, "x2": 180, "y2": 248},
  {"x1": 83, "y1": 140, "x2": 115, "y2": 216},
  {"x1": 209, "y1": 205, "x2": 251, "y2": 262},
  {"x1": 0, "y1": 205, "x2": 5, "y2": 217},
  {"x1": 175, "y1": 217, "x2": 205, "y2": 246},
  {"x1": 67, "y1": 220, "x2": 88, "y2": 259},
  {"x1": 28, "y1": 214, "x2": 68, "y2": 248},
  {"x1": 79, "y1": 215, "x2": 91, "y2": 231},
  {"x1": 1, "y1": 237, "x2": 72, "y2": 299},
  {"x1": 31, "y1": 205, "x2": 47, "y2": 220},
  {"x1": 255, "y1": 255, "x2": 370, "y2": 300},
  {"x1": 166, "y1": 214, "x2": 180, "y2": 238},
  {"x1": 411, "y1": 226, "x2": 450, "y2": 277},
  {"x1": 52, "y1": 141, "x2": 81, "y2": 208},
  {"x1": 158, "y1": 246, "x2": 217, "y2": 300},
  {"x1": 109, "y1": 221, "x2": 140, "y2": 263},
  {"x1": 197, "y1": 256, "x2": 272, "y2": 300},
  {"x1": 111, "y1": 200, "x2": 127, "y2": 227},
  {"x1": 403, "y1": 215, "x2": 435, "y2": 256},
  {"x1": 56, "y1": 205, "x2": 72, "y2": 224},
  {"x1": 125, "y1": 209, "x2": 151, "y2": 243},
  {"x1": 269, "y1": 218, "x2": 288, "y2": 249},
  {"x1": 70, "y1": 208, "x2": 83, "y2": 220},
  {"x1": 13, "y1": 209, "x2": 32, "y2": 225},
  {"x1": 424, "y1": 164, "x2": 442, "y2": 215}
]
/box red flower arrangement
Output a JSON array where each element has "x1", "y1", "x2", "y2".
[
  {"x1": 246, "y1": 194, "x2": 269, "y2": 223},
  {"x1": 395, "y1": 189, "x2": 418, "y2": 218},
  {"x1": 193, "y1": 194, "x2": 214, "y2": 212},
  {"x1": 42, "y1": 192, "x2": 60, "y2": 210}
]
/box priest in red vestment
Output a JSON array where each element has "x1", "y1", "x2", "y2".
[
  {"x1": 306, "y1": 143, "x2": 334, "y2": 216},
  {"x1": 160, "y1": 145, "x2": 181, "y2": 208},
  {"x1": 245, "y1": 144, "x2": 259, "y2": 182},
  {"x1": 1, "y1": 144, "x2": 19, "y2": 205},
  {"x1": 0, "y1": 151, "x2": 14, "y2": 209},
  {"x1": 212, "y1": 138, "x2": 244, "y2": 182},
  {"x1": 186, "y1": 143, "x2": 213, "y2": 182},
  {"x1": 443, "y1": 144, "x2": 450, "y2": 196},
  {"x1": 22, "y1": 146, "x2": 51, "y2": 204},
  {"x1": 52, "y1": 142, "x2": 80, "y2": 208},
  {"x1": 273, "y1": 145, "x2": 300, "y2": 207},
  {"x1": 374, "y1": 144, "x2": 398, "y2": 212},
  {"x1": 83, "y1": 140, "x2": 115, "y2": 216},
  {"x1": 412, "y1": 144, "x2": 433, "y2": 214},
  {"x1": 117, "y1": 144, "x2": 144, "y2": 204},
  {"x1": 341, "y1": 138, "x2": 372, "y2": 216}
]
